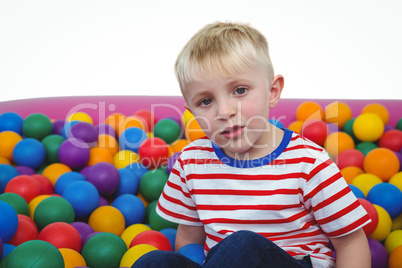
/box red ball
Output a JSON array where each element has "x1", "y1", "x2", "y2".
[
  {"x1": 37, "y1": 222, "x2": 82, "y2": 252},
  {"x1": 31, "y1": 174, "x2": 54, "y2": 195},
  {"x1": 129, "y1": 230, "x2": 172, "y2": 251},
  {"x1": 379, "y1": 129, "x2": 402, "y2": 152},
  {"x1": 301, "y1": 120, "x2": 329, "y2": 146},
  {"x1": 8, "y1": 214, "x2": 38, "y2": 246},
  {"x1": 357, "y1": 198, "x2": 379, "y2": 236},
  {"x1": 138, "y1": 137, "x2": 170, "y2": 169},
  {"x1": 134, "y1": 110, "x2": 158, "y2": 132},
  {"x1": 335, "y1": 149, "x2": 365, "y2": 170},
  {"x1": 4, "y1": 175, "x2": 42, "y2": 203}
]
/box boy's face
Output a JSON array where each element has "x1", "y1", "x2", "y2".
[{"x1": 182, "y1": 67, "x2": 284, "y2": 160}]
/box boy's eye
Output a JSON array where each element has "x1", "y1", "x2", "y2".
[
  {"x1": 200, "y1": 98, "x2": 212, "y2": 106},
  {"x1": 234, "y1": 87, "x2": 247, "y2": 95}
]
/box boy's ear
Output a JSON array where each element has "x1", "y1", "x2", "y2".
[{"x1": 269, "y1": 75, "x2": 284, "y2": 108}]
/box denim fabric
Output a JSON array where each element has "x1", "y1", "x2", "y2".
[{"x1": 132, "y1": 230, "x2": 313, "y2": 268}]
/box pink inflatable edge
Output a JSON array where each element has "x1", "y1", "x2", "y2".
[{"x1": 0, "y1": 96, "x2": 400, "y2": 127}]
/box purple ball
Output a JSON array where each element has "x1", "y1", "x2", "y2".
[
  {"x1": 15, "y1": 166, "x2": 36, "y2": 175},
  {"x1": 58, "y1": 139, "x2": 90, "y2": 170},
  {"x1": 80, "y1": 165, "x2": 91, "y2": 178},
  {"x1": 96, "y1": 124, "x2": 117, "y2": 138},
  {"x1": 394, "y1": 151, "x2": 402, "y2": 171},
  {"x1": 368, "y1": 238, "x2": 388, "y2": 268},
  {"x1": 52, "y1": 119, "x2": 65, "y2": 135},
  {"x1": 82, "y1": 232, "x2": 102, "y2": 246},
  {"x1": 71, "y1": 222, "x2": 95, "y2": 249},
  {"x1": 167, "y1": 152, "x2": 181, "y2": 174},
  {"x1": 86, "y1": 162, "x2": 120, "y2": 196},
  {"x1": 68, "y1": 122, "x2": 98, "y2": 146},
  {"x1": 327, "y1": 123, "x2": 339, "y2": 134},
  {"x1": 98, "y1": 196, "x2": 108, "y2": 207}
]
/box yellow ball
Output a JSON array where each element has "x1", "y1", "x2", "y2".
[
  {"x1": 351, "y1": 173, "x2": 382, "y2": 197},
  {"x1": 390, "y1": 172, "x2": 402, "y2": 192},
  {"x1": 385, "y1": 230, "x2": 402, "y2": 255},
  {"x1": 392, "y1": 213, "x2": 402, "y2": 231},
  {"x1": 182, "y1": 109, "x2": 194, "y2": 128},
  {"x1": 120, "y1": 244, "x2": 158, "y2": 267},
  {"x1": 88, "y1": 205, "x2": 126, "y2": 236},
  {"x1": 324, "y1": 131, "x2": 355, "y2": 159},
  {"x1": 353, "y1": 113, "x2": 384, "y2": 142},
  {"x1": 324, "y1": 101, "x2": 352, "y2": 129},
  {"x1": 361, "y1": 103, "x2": 389, "y2": 125},
  {"x1": 113, "y1": 150, "x2": 140, "y2": 169},
  {"x1": 67, "y1": 111, "x2": 93, "y2": 124},
  {"x1": 59, "y1": 248, "x2": 87, "y2": 268},
  {"x1": 0, "y1": 131, "x2": 23, "y2": 161},
  {"x1": 28, "y1": 195, "x2": 51, "y2": 219},
  {"x1": 120, "y1": 224, "x2": 152, "y2": 248},
  {"x1": 369, "y1": 204, "x2": 392, "y2": 241},
  {"x1": 41, "y1": 163, "x2": 72, "y2": 186}
]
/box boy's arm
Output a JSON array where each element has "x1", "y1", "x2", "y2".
[
  {"x1": 329, "y1": 228, "x2": 371, "y2": 268},
  {"x1": 175, "y1": 224, "x2": 206, "y2": 251}
]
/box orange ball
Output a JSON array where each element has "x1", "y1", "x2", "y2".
[
  {"x1": 59, "y1": 248, "x2": 87, "y2": 268},
  {"x1": 41, "y1": 163, "x2": 72, "y2": 186},
  {"x1": 287, "y1": 121, "x2": 304, "y2": 134},
  {"x1": 361, "y1": 103, "x2": 389, "y2": 125},
  {"x1": 87, "y1": 147, "x2": 114, "y2": 166},
  {"x1": 185, "y1": 118, "x2": 207, "y2": 142},
  {"x1": 97, "y1": 134, "x2": 119, "y2": 157},
  {"x1": 170, "y1": 139, "x2": 190, "y2": 153},
  {"x1": 364, "y1": 148, "x2": 400, "y2": 181},
  {"x1": 105, "y1": 113, "x2": 126, "y2": 135},
  {"x1": 340, "y1": 166, "x2": 364, "y2": 184},
  {"x1": 389, "y1": 245, "x2": 402, "y2": 268},
  {"x1": 118, "y1": 116, "x2": 146, "y2": 137},
  {"x1": 0, "y1": 131, "x2": 23, "y2": 161},
  {"x1": 324, "y1": 131, "x2": 355, "y2": 159},
  {"x1": 0, "y1": 156, "x2": 11, "y2": 165},
  {"x1": 296, "y1": 102, "x2": 324, "y2": 122},
  {"x1": 324, "y1": 101, "x2": 352, "y2": 129}
]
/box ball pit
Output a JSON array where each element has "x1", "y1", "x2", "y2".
[{"x1": 0, "y1": 96, "x2": 401, "y2": 265}]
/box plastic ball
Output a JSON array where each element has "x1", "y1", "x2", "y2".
[
  {"x1": 397, "y1": 117, "x2": 402, "y2": 131},
  {"x1": 0, "y1": 193, "x2": 29, "y2": 218},
  {"x1": 54, "y1": 171, "x2": 86, "y2": 195},
  {"x1": 14, "y1": 165, "x2": 35, "y2": 175},
  {"x1": 4, "y1": 175, "x2": 42, "y2": 203},
  {"x1": 351, "y1": 173, "x2": 382, "y2": 197},
  {"x1": 361, "y1": 103, "x2": 389, "y2": 125},
  {"x1": 324, "y1": 101, "x2": 352, "y2": 129},
  {"x1": 342, "y1": 118, "x2": 359, "y2": 143},
  {"x1": 58, "y1": 139, "x2": 90, "y2": 170},
  {"x1": 177, "y1": 243, "x2": 206, "y2": 266},
  {"x1": 63, "y1": 181, "x2": 100, "y2": 218},
  {"x1": 8, "y1": 214, "x2": 38, "y2": 246},
  {"x1": 357, "y1": 198, "x2": 379, "y2": 236},
  {"x1": 105, "y1": 113, "x2": 127, "y2": 135},
  {"x1": 88, "y1": 205, "x2": 125, "y2": 236},
  {"x1": 120, "y1": 244, "x2": 158, "y2": 267},
  {"x1": 185, "y1": 117, "x2": 207, "y2": 142},
  {"x1": 0, "y1": 200, "x2": 18, "y2": 243},
  {"x1": 59, "y1": 248, "x2": 87, "y2": 268},
  {"x1": 287, "y1": 121, "x2": 303, "y2": 134},
  {"x1": 340, "y1": 166, "x2": 364, "y2": 184},
  {"x1": 296, "y1": 101, "x2": 324, "y2": 122},
  {"x1": 118, "y1": 116, "x2": 146, "y2": 136},
  {"x1": 389, "y1": 245, "x2": 402, "y2": 268},
  {"x1": 368, "y1": 238, "x2": 388, "y2": 268},
  {"x1": 353, "y1": 113, "x2": 384, "y2": 142},
  {"x1": 81, "y1": 232, "x2": 127, "y2": 268},
  {"x1": 113, "y1": 168, "x2": 140, "y2": 197},
  {"x1": 348, "y1": 184, "x2": 365, "y2": 199},
  {"x1": 119, "y1": 127, "x2": 148, "y2": 153},
  {"x1": 301, "y1": 120, "x2": 328, "y2": 146},
  {"x1": 67, "y1": 111, "x2": 93, "y2": 124},
  {"x1": 135, "y1": 109, "x2": 158, "y2": 132},
  {"x1": 167, "y1": 152, "x2": 181, "y2": 174},
  {"x1": 0, "y1": 164, "x2": 19, "y2": 192},
  {"x1": 268, "y1": 118, "x2": 285, "y2": 129},
  {"x1": 149, "y1": 202, "x2": 178, "y2": 231},
  {"x1": 324, "y1": 131, "x2": 355, "y2": 159},
  {"x1": 126, "y1": 162, "x2": 148, "y2": 178},
  {"x1": 0, "y1": 131, "x2": 22, "y2": 162},
  {"x1": 0, "y1": 157, "x2": 11, "y2": 165},
  {"x1": 97, "y1": 133, "x2": 119, "y2": 156},
  {"x1": 0, "y1": 240, "x2": 64, "y2": 267},
  {"x1": 70, "y1": 221, "x2": 95, "y2": 247},
  {"x1": 86, "y1": 162, "x2": 120, "y2": 196},
  {"x1": 379, "y1": 129, "x2": 402, "y2": 152},
  {"x1": 356, "y1": 141, "x2": 378, "y2": 156},
  {"x1": 364, "y1": 147, "x2": 400, "y2": 181},
  {"x1": 52, "y1": 119, "x2": 65, "y2": 135},
  {"x1": 170, "y1": 139, "x2": 190, "y2": 154},
  {"x1": 30, "y1": 174, "x2": 53, "y2": 195},
  {"x1": 28, "y1": 195, "x2": 51, "y2": 219},
  {"x1": 41, "y1": 163, "x2": 72, "y2": 186},
  {"x1": 390, "y1": 172, "x2": 402, "y2": 192},
  {"x1": 37, "y1": 222, "x2": 81, "y2": 251},
  {"x1": 335, "y1": 149, "x2": 364, "y2": 170},
  {"x1": 22, "y1": 113, "x2": 53, "y2": 140},
  {"x1": 129, "y1": 230, "x2": 172, "y2": 251},
  {"x1": 385, "y1": 229, "x2": 402, "y2": 255},
  {"x1": 113, "y1": 149, "x2": 140, "y2": 169},
  {"x1": 139, "y1": 168, "x2": 169, "y2": 202},
  {"x1": 0, "y1": 112, "x2": 23, "y2": 135},
  {"x1": 154, "y1": 118, "x2": 182, "y2": 144},
  {"x1": 86, "y1": 147, "x2": 113, "y2": 166},
  {"x1": 67, "y1": 122, "x2": 98, "y2": 146},
  {"x1": 138, "y1": 137, "x2": 170, "y2": 169},
  {"x1": 120, "y1": 223, "x2": 152, "y2": 248},
  {"x1": 12, "y1": 138, "x2": 46, "y2": 169},
  {"x1": 112, "y1": 194, "x2": 145, "y2": 227},
  {"x1": 96, "y1": 123, "x2": 117, "y2": 137},
  {"x1": 160, "y1": 228, "x2": 177, "y2": 251},
  {"x1": 369, "y1": 204, "x2": 392, "y2": 241},
  {"x1": 367, "y1": 182, "x2": 402, "y2": 219},
  {"x1": 33, "y1": 196, "x2": 75, "y2": 230},
  {"x1": 61, "y1": 121, "x2": 80, "y2": 139}
]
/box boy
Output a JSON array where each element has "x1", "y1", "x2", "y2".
[{"x1": 134, "y1": 22, "x2": 371, "y2": 267}]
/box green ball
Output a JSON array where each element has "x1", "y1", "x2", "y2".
[
  {"x1": 81, "y1": 232, "x2": 127, "y2": 268},
  {"x1": 153, "y1": 118, "x2": 181, "y2": 144},
  {"x1": 41, "y1": 134, "x2": 65, "y2": 164},
  {"x1": 149, "y1": 202, "x2": 178, "y2": 231},
  {"x1": 0, "y1": 193, "x2": 29, "y2": 216},
  {"x1": 397, "y1": 117, "x2": 402, "y2": 131},
  {"x1": 1, "y1": 240, "x2": 64, "y2": 268},
  {"x1": 342, "y1": 118, "x2": 359, "y2": 144},
  {"x1": 356, "y1": 141, "x2": 378, "y2": 156},
  {"x1": 139, "y1": 168, "x2": 168, "y2": 202},
  {"x1": 144, "y1": 200, "x2": 158, "y2": 224},
  {"x1": 22, "y1": 113, "x2": 53, "y2": 140},
  {"x1": 33, "y1": 196, "x2": 74, "y2": 230}
]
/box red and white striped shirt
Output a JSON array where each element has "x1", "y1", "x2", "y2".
[{"x1": 157, "y1": 129, "x2": 370, "y2": 268}]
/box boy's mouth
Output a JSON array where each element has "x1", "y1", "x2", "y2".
[{"x1": 220, "y1": 125, "x2": 244, "y2": 138}]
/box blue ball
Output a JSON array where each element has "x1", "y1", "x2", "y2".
[
  {"x1": 2, "y1": 243, "x2": 16, "y2": 259},
  {"x1": 160, "y1": 228, "x2": 177, "y2": 251},
  {"x1": 113, "y1": 168, "x2": 140, "y2": 197},
  {"x1": 119, "y1": 127, "x2": 147, "y2": 153},
  {"x1": 367, "y1": 182, "x2": 402, "y2": 219},
  {"x1": 177, "y1": 243, "x2": 205, "y2": 265},
  {"x1": 112, "y1": 194, "x2": 145, "y2": 227},
  {"x1": 54, "y1": 171, "x2": 86, "y2": 195},
  {"x1": 348, "y1": 184, "x2": 365, "y2": 199},
  {"x1": 126, "y1": 163, "x2": 148, "y2": 179},
  {"x1": 12, "y1": 138, "x2": 46, "y2": 169},
  {"x1": 0, "y1": 164, "x2": 19, "y2": 193},
  {"x1": 0, "y1": 200, "x2": 18, "y2": 243},
  {"x1": 62, "y1": 180, "x2": 100, "y2": 218},
  {"x1": 0, "y1": 112, "x2": 24, "y2": 135},
  {"x1": 268, "y1": 119, "x2": 284, "y2": 129}
]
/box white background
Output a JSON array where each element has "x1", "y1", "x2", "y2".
[{"x1": 1, "y1": 0, "x2": 401, "y2": 102}]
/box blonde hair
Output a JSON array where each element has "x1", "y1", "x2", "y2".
[{"x1": 175, "y1": 21, "x2": 274, "y2": 90}]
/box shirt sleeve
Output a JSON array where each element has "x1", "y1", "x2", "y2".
[
  {"x1": 301, "y1": 150, "x2": 371, "y2": 238},
  {"x1": 156, "y1": 156, "x2": 203, "y2": 226}
]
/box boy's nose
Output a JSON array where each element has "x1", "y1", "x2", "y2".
[{"x1": 215, "y1": 100, "x2": 238, "y2": 120}]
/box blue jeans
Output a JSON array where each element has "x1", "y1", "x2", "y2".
[{"x1": 132, "y1": 230, "x2": 313, "y2": 268}]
